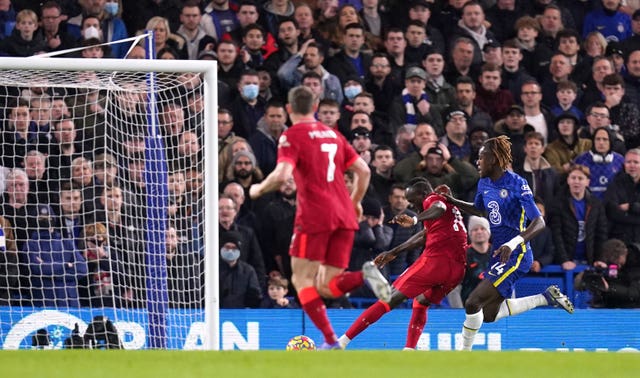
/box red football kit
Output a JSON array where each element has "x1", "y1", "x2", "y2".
[
  {"x1": 278, "y1": 121, "x2": 359, "y2": 268},
  {"x1": 393, "y1": 193, "x2": 468, "y2": 303}
]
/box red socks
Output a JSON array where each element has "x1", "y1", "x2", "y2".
[
  {"x1": 345, "y1": 300, "x2": 391, "y2": 339},
  {"x1": 298, "y1": 286, "x2": 336, "y2": 344},
  {"x1": 328, "y1": 271, "x2": 364, "y2": 297},
  {"x1": 405, "y1": 301, "x2": 429, "y2": 349}
]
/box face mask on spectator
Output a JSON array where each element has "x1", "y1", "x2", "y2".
[
  {"x1": 241, "y1": 84, "x2": 259, "y2": 100},
  {"x1": 83, "y1": 26, "x2": 101, "y2": 40},
  {"x1": 104, "y1": 2, "x2": 119, "y2": 17},
  {"x1": 220, "y1": 247, "x2": 241, "y2": 262},
  {"x1": 344, "y1": 85, "x2": 362, "y2": 101}
]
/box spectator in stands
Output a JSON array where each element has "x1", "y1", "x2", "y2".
[
  {"x1": 449, "y1": 76, "x2": 493, "y2": 133},
  {"x1": 513, "y1": 15, "x2": 552, "y2": 81},
  {"x1": 574, "y1": 127, "x2": 625, "y2": 200},
  {"x1": 578, "y1": 102, "x2": 627, "y2": 154},
  {"x1": 220, "y1": 1, "x2": 261, "y2": 49},
  {"x1": 482, "y1": 39, "x2": 503, "y2": 67},
  {"x1": 493, "y1": 104, "x2": 534, "y2": 170},
  {"x1": 624, "y1": 50, "x2": 640, "y2": 110},
  {"x1": 500, "y1": 39, "x2": 534, "y2": 102},
  {"x1": 177, "y1": 1, "x2": 210, "y2": 60},
  {"x1": 294, "y1": 2, "x2": 325, "y2": 45},
  {"x1": 382, "y1": 183, "x2": 422, "y2": 276},
  {"x1": 422, "y1": 50, "x2": 455, "y2": 118},
  {"x1": 217, "y1": 40, "x2": 248, "y2": 90},
  {"x1": 260, "y1": 0, "x2": 295, "y2": 38},
  {"x1": 40, "y1": 1, "x2": 76, "y2": 55},
  {"x1": 439, "y1": 109, "x2": 471, "y2": 162},
  {"x1": 369, "y1": 145, "x2": 395, "y2": 204},
  {"x1": 359, "y1": 0, "x2": 388, "y2": 43},
  {"x1": 2, "y1": 169, "x2": 37, "y2": 253},
  {"x1": 602, "y1": 73, "x2": 640, "y2": 149},
  {"x1": 70, "y1": 156, "x2": 98, "y2": 212},
  {"x1": 485, "y1": 0, "x2": 528, "y2": 43},
  {"x1": 521, "y1": 80, "x2": 555, "y2": 144},
  {"x1": 544, "y1": 112, "x2": 592, "y2": 174},
  {"x1": 539, "y1": 4, "x2": 564, "y2": 52},
  {"x1": 474, "y1": 63, "x2": 514, "y2": 122},
  {"x1": 142, "y1": 16, "x2": 186, "y2": 59},
  {"x1": 468, "y1": 124, "x2": 491, "y2": 166},
  {"x1": 389, "y1": 66, "x2": 443, "y2": 133},
  {"x1": 348, "y1": 197, "x2": 392, "y2": 298},
  {"x1": 0, "y1": 8, "x2": 46, "y2": 57},
  {"x1": 416, "y1": 145, "x2": 479, "y2": 201},
  {"x1": 218, "y1": 110, "x2": 241, "y2": 181},
  {"x1": 530, "y1": 197, "x2": 556, "y2": 273},
  {"x1": 326, "y1": 23, "x2": 372, "y2": 84},
  {"x1": 577, "y1": 238, "x2": 640, "y2": 308},
  {"x1": 260, "y1": 275, "x2": 297, "y2": 308},
  {"x1": 605, "y1": 41, "x2": 625, "y2": 74},
  {"x1": 450, "y1": 216, "x2": 492, "y2": 308},
  {"x1": 166, "y1": 224, "x2": 203, "y2": 308},
  {"x1": 541, "y1": 53, "x2": 574, "y2": 110},
  {"x1": 259, "y1": 176, "x2": 296, "y2": 280},
  {"x1": 28, "y1": 96, "x2": 53, "y2": 155},
  {"x1": 548, "y1": 164, "x2": 608, "y2": 269},
  {"x1": 23, "y1": 150, "x2": 57, "y2": 205},
  {"x1": 382, "y1": 27, "x2": 406, "y2": 83},
  {"x1": 80, "y1": 222, "x2": 123, "y2": 307},
  {"x1": 584, "y1": 31, "x2": 608, "y2": 59},
  {"x1": 515, "y1": 131, "x2": 558, "y2": 205},
  {"x1": 26, "y1": 204, "x2": 87, "y2": 308},
  {"x1": 249, "y1": 101, "x2": 287, "y2": 176},
  {"x1": 95, "y1": 185, "x2": 145, "y2": 307},
  {"x1": 219, "y1": 229, "x2": 262, "y2": 309},
  {"x1": 604, "y1": 148, "x2": 640, "y2": 244},
  {"x1": 365, "y1": 52, "x2": 401, "y2": 115},
  {"x1": 202, "y1": 0, "x2": 239, "y2": 42},
  {"x1": 0, "y1": 0, "x2": 15, "y2": 42},
  {"x1": 0, "y1": 214, "x2": 18, "y2": 306},
  {"x1": 579, "y1": 56, "x2": 615, "y2": 110},
  {"x1": 316, "y1": 98, "x2": 341, "y2": 131},
  {"x1": 583, "y1": 0, "x2": 631, "y2": 42},
  {"x1": 350, "y1": 125, "x2": 374, "y2": 165},
  {"x1": 300, "y1": 71, "x2": 324, "y2": 102},
  {"x1": 444, "y1": 37, "x2": 480, "y2": 84},
  {"x1": 277, "y1": 40, "x2": 343, "y2": 103},
  {"x1": 404, "y1": 20, "x2": 432, "y2": 66},
  {"x1": 230, "y1": 70, "x2": 266, "y2": 139},
  {"x1": 224, "y1": 150, "x2": 264, "y2": 196},
  {"x1": 621, "y1": 9, "x2": 640, "y2": 56},
  {"x1": 56, "y1": 181, "x2": 83, "y2": 249},
  {"x1": 393, "y1": 122, "x2": 439, "y2": 184},
  {"x1": 239, "y1": 23, "x2": 268, "y2": 69},
  {"x1": 262, "y1": 18, "x2": 300, "y2": 78},
  {"x1": 223, "y1": 181, "x2": 260, "y2": 233},
  {"x1": 449, "y1": 1, "x2": 496, "y2": 67},
  {"x1": 550, "y1": 80, "x2": 583, "y2": 120},
  {"x1": 1, "y1": 99, "x2": 38, "y2": 169}
]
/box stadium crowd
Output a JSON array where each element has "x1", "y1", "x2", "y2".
[{"x1": 1, "y1": 0, "x2": 640, "y2": 310}]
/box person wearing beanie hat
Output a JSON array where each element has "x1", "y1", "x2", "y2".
[
  {"x1": 338, "y1": 179, "x2": 469, "y2": 350},
  {"x1": 443, "y1": 135, "x2": 574, "y2": 351},
  {"x1": 447, "y1": 215, "x2": 492, "y2": 308},
  {"x1": 219, "y1": 227, "x2": 263, "y2": 309},
  {"x1": 544, "y1": 111, "x2": 592, "y2": 174},
  {"x1": 227, "y1": 150, "x2": 264, "y2": 193}
]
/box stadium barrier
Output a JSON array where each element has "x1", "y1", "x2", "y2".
[{"x1": 2, "y1": 307, "x2": 637, "y2": 351}]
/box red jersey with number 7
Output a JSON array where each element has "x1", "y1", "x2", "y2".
[{"x1": 277, "y1": 121, "x2": 360, "y2": 233}]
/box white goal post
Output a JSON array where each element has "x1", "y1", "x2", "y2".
[{"x1": 0, "y1": 57, "x2": 219, "y2": 350}]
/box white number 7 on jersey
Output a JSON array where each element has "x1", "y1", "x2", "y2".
[{"x1": 321, "y1": 143, "x2": 337, "y2": 182}]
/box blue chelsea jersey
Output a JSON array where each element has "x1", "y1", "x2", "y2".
[{"x1": 473, "y1": 170, "x2": 541, "y2": 247}]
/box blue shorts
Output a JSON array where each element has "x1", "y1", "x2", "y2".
[{"x1": 484, "y1": 244, "x2": 533, "y2": 298}]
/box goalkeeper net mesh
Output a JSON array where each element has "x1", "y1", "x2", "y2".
[{"x1": 0, "y1": 60, "x2": 211, "y2": 349}]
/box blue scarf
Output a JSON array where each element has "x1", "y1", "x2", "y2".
[{"x1": 402, "y1": 88, "x2": 429, "y2": 128}]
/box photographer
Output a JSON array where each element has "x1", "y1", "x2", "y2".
[{"x1": 576, "y1": 239, "x2": 640, "y2": 308}]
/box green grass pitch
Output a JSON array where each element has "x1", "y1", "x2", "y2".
[{"x1": 1, "y1": 350, "x2": 639, "y2": 378}]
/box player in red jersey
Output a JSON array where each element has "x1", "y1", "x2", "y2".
[
  {"x1": 250, "y1": 86, "x2": 392, "y2": 349},
  {"x1": 338, "y1": 179, "x2": 468, "y2": 350}
]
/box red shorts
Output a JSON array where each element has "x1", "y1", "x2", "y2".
[
  {"x1": 393, "y1": 254, "x2": 465, "y2": 304},
  {"x1": 289, "y1": 229, "x2": 355, "y2": 269}
]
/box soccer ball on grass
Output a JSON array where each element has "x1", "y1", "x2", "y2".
[{"x1": 286, "y1": 335, "x2": 316, "y2": 351}]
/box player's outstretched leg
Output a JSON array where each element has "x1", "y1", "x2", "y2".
[
  {"x1": 492, "y1": 285, "x2": 575, "y2": 322},
  {"x1": 338, "y1": 300, "x2": 391, "y2": 349},
  {"x1": 543, "y1": 285, "x2": 575, "y2": 313},
  {"x1": 362, "y1": 261, "x2": 392, "y2": 302}
]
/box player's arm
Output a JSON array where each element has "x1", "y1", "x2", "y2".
[
  {"x1": 374, "y1": 230, "x2": 426, "y2": 268},
  {"x1": 443, "y1": 195, "x2": 485, "y2": 217},
  {"x1": 392, "y1": 200, "x2": 447, "y2": 227},
  {"x1": 249, "y1": 161, "x2": 293, "y2": 199},
  {"x1": 347, "y1": 156, "x2": 371, "y2": 217},
  {"x1": 494, "y1": 216, "x2": 546, "y2": 263}
]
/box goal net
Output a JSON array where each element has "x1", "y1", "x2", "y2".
[{"x1": 0, "y1": 57, "x2": 218, "y2": 350}]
